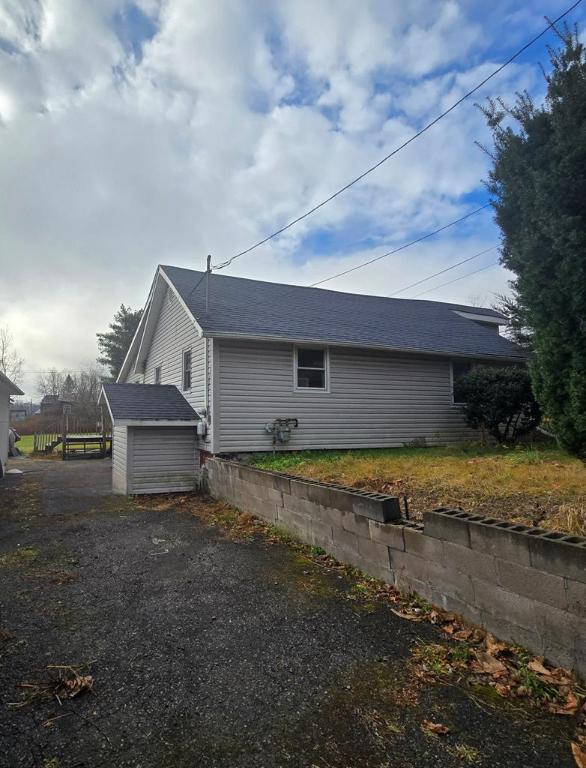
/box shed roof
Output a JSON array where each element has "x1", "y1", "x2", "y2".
[
  {"x1": 161, "y1": 265, "x2": 525, "y2": 362},
  {"x1": 100, "y1": 383, "x2": 199, "y2": 423},
  {"x1": 0, "y1": 371, "x2": 24, "y2": 396}
]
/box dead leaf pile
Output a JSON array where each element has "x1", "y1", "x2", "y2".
[
  {"x1": 9, "y1": 664, "x2": 93, "y2": 709},
  {"x1": 421, "y1": 719, "x2": 450, "y2": 736}
]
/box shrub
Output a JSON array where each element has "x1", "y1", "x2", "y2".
[{"x1": 457, "y1": 366, "x2": 541, "y2": 444}]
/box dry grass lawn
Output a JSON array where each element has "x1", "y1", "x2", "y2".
[{"x1": 249, "y1": 444, "x2": 586, "y2": 536}]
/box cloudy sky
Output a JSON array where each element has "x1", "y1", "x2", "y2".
[{"x1": 1, "y1": 0, "x2": 584, "y2": 399}]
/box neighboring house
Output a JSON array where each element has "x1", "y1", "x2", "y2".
[
  {"x1": 0, "y1": 371, "x2": 24, "y2": 479},
  {"x1": 40, "y1": 394, "x2": 61, "y2": 414},
  {"x1": 9, "y1": 404, "x2": 27, "y2": 421},
  {"x1": 100, "y1": 265, "x2": 526, "y2": 492}
]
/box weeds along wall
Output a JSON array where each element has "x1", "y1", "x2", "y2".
[{"x1": 202, "y1": 457, "x2": 586, "y2": 678}]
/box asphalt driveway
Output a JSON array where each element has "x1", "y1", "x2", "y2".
[{"x1": 0, "y1": 458, "x2": 576, "y2": 767}]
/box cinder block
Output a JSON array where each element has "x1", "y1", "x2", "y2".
[
  {"x1": 328, "y1": 542, "x2": 362, "y2": 569},
  {"x1": 352, "y1": 494, "x2": 401, "y2": 523},
  {"x1": 469, "y1": 521, "x2": 531, "y2": 566},
  {"x1": 394, "y1": 573, "x2": 433, "y2": 602},
  {"x1": 535, "y1": 603, "x2": 586, "y2": 653},
  {"x1": 239, "y1": 496, "x2": 279, "y2": 523},
  {"x1": 403, "y1": 527, "x2": 443, "y2": 562},
  {"x1": 290, "y1": 479, "x2": 333, "y2": 509},
  {"x1": 357, "y1": 537, "x2": 392, "y2": 569},
  {"x1": 360, "y1": 561, "x2": 394, "y2": 584},
  {"x1": 496, "y1": 559, "x2": 567, "y2": 610},
  {"x1": 426, "y1": 559, "x2": 475, "y2": 604},
  {"x1": 430, "y1": 590, "x2": 481, "y2": 626},
  {"x1": 285, "y1": 495, "x2": 321, "y2": 519},
  {"x1": 479, "y1": 611, "x2": 544, "y2": 657},
  {"x1": 542, "y1": 640, "x2": 575, "y2": 673},
  {"x1": 319, "y1": 506, "x2": 344, "y2": 528},
  {"x1": 311, "y1": 520, "x2": 333, "y2": 548},
  {"x1": 443, "y1": 541, "x2": 497, "y2": 583},
  {"x1": 424, "y1": 509, "x2": 472, "y2": 547},
  {"x1": 341, "y1": 511, "x2": 370, "y2": 538},
  {"x1": 566, "y1": 579, "x2": 586, "y2": 619},
  {"x1": 473, "y1": 579, "x2": 537, "y2": 631},
  {"x1": 528, "y1": 533, "x2": 586, "y2": 584},
  {"x1": 369, "y1": 520, "x2": 406, "y2": 551},
  {"x1": 333, "y1": 527, "x2": 358, "y2": 553}
]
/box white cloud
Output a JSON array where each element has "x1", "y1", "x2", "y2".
[{"x1": 0, "y1": 0, "x2": 573, "y2": 398}]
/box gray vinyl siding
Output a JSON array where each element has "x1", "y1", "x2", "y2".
[
  {"x1": 129, "y1": 426, "x2": 197, "y2": 494},
  {"x1": 112, "y1": 425, "x2": 128, "y2": 494},
  {"x1": 217, "y1": 340, "x2": 474, "y2": 452},
  {"x1": 142, "y1": 287, "x2": 205, "y2": 406},
  {"x1": 121, "y1": 286, "x2": 211, "y2": 447}
]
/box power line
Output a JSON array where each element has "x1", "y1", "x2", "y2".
[
  {"x1": 410, "y1": 260, "x2": 501, "y2": 298},
  {"x1": 390, "y1": 245, "x2": 497, "y2": 296},
  {"x1": 212, "y1": 1, "x2": 582, "y2": 271},
  {"x1": 310, "y1": 204, "x2": 490, "y2": 287}
]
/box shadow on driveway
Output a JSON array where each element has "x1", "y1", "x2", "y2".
[{"x1": 0, "y1": 458, "x2": 575, "y2": 767}]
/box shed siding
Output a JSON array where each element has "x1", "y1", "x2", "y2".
[
  {"x1": 0, "y1": 386, "x2": 9, "y2": 477},
  {"x1": 112, "y1": 425, "x2": 128, "y2": 494},
  {"x1": 129, "y1": 426, "x2": 197, "y2": 494},
  {"x1": 217, "y1": 340, "x2": 473, "y2": 452}
]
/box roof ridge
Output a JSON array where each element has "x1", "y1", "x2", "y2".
[{"x1": 160, "y1": 264, "x2": 502, "y2": 316}]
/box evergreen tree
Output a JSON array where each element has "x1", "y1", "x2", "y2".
[
  {"x1": 481, "y1": 28, "x2": 586, "y2": 459},
  {"x1": 97, "y1": 305, "x2": 143, "y2": 380}
]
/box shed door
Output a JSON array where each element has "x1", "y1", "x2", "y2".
[{"x1": 129, "y1": 426, "x2": 197, "y2": 494}]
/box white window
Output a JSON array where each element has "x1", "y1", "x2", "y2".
[
  {"x1": 182, "y1": 349, "x2": 192, "y2": 391},
  {"x1": 154, "y1": 366, "x2": 162, "y2": 385},
  {"x1": 295, "y1": 347, "x2": 328, "y2": 390}
]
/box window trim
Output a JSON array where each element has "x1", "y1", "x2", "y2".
[
  {"x1": 182, "y1": 348, "x2": 192, "y2": 391},
  {"x1": 154, "y1": 365, "x2": 162, "y2": 385},
  {"x1": 450, "y1": 360, "x2": 472, "y2": 406},
  {"x1": 293, "y1": 345, "x2": 330, "y2": 392}
]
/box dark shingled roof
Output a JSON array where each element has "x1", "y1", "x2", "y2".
[
  {"x1": 161, "y1": 265, "x2": 526, "y2": 362},
  {"x1": 101, "y1": 384, "x2": 199, "y2": 421},
  {"x1": 0, "y1": 370, "x2": 23, "y2": 396}
]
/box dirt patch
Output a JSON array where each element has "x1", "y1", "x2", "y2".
[{"x1": 249, "y1": 445, "x2": 586, "y2": 535}]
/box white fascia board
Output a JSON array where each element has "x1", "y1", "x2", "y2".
[
  {"x1": 159, "y1": 266, "x2": 204, "y2": 337},
  {"x1": 453, "y1": 310, "x2": 506, "y2": 325},
  {"x1": 206, "y1": 332, "x2": 525, "y2": 364},
  {"x1": 116, "y1": 419, "x2": 200, "y2": 427},
  {"x1": 134, "y1": 272, "x2": 168, "y2": 374},
  {"x1": 117, "y1": 271, "x2": 160, "y2": 383},
  {"x1": 98, "y1": 387, "x2": 114, "y2": 422}
]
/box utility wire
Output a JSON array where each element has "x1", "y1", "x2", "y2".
[
  {"x1": 310, "y1": 204, "x2": 489, "y2": 287},
  {"x1": 390, "y1": 245, "x2": 497, "y2": 296},
  {"x1": 410, "y1": 260, "x2": 501, "y2": 298},
  {"x1": 212, "y1": 1, "x2": 582, "y2": 272}
]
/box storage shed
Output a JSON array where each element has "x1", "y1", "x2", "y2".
[
  {"x1": 100, "y1": 383, "x2": 200, "y2": 495},
  {"x1": 1, "y1": 371, "x2": 24, "y2": 479}
]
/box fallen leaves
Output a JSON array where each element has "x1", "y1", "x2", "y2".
[
  {"x1": 471, "y1": 650, "x2": 508, "y2": 678},
  {"x1": 572, "y1": 742, "x2": 586, "y2": 768},
  {"x1": 422, "y1": 719, "x2": 450, "y2": 736},
  {"x1": 9, "y1": 664, "x2": 94, "y2": 709}
]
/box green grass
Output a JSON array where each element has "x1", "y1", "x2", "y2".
[
  {"x1": 15, "y1": 434, "x2": 109, "y2": 456},
  {"x1": 248, "y1": 444, "x2": 586, "y2": 535}
]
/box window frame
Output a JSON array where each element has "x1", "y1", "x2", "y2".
[
  {"x1": 154, "y1": 365, "x2": 162, "y2": 385},
  {"x1": 293, "y1": 345, "x2": 330, "y2": 393},
  {"x1": 182, "y1": 348, "x2": 192, "y2": 391},
  {"x1": 450, "y1": 360, "x2": 473, "y2": 406}
]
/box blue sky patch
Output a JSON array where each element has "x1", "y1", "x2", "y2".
[{"x1": 112, "y1": 3, "x2": 157, "y2": 63}]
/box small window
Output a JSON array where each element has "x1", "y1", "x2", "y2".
[
  {"x1": 451, "y1": 361, "x2": 473, "y2": 404},
  {"x1": 154, "y1": 366, "x2": 162, "y2": 385},
  {"x1": 182, "y1": 349, "x2": 192, "y2": 391},
  {"x1": 296, "y1": 347, "x2": 327, "y2": 390}
]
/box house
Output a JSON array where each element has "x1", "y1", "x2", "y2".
[
  {"x1": 1, "y1": 371, "x2": 24, "y2": 479},
  {"x1": 9, "y1": 404, "x2": 27, "y2": 422},
  {"x1": 99, "y1": 265, "x2": 524, "y2": 494}
]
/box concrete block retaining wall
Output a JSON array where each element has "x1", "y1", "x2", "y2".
[{"x1": 203, "y1": 458, "x2": 586, "y2": 677}]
